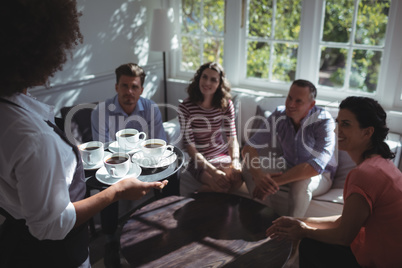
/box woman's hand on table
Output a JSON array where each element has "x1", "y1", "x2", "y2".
[
  {"x1": 113, "y1": 177, "x2": 168, "y2": 200},
  {"x1": 266, "y1": 216, "x2": 310, "y2": 241}
]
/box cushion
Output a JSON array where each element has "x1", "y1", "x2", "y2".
[
  {"x1": 386, "y1": 133, "x2": 402, "y2": 166},
  {"x1": 163, "y1": 117, "x2": 182, "y2": 148},
  {"x1": 232, "y1": 93, "x2": 257, "y2": 146},
  {"x1": 332, "y1": 149, "x2": 355, "y2": 189},
  {"x1": 312, "y1": 188, "x2": 344, "y2": 204},
  {"x1": 60, "y1": 103, "x2": 97, "y2": 145},
  {"x1": 323, "y1": 106, "x2": 339, "y2": 119},
  {"x1": 306, "y1": 196, "x2": 343, "y2": 217},
  {"x1": 232, "y1": 93, "x2": 286, "y2": 146},
  {"x1": 245, "y1": 105, "x2": 272, "y2": 143}
]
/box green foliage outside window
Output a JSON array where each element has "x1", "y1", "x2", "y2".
[
  {"x1": 248, "y1": 0, "x2": 273, "y2": 38},
  {"x1": 247, "y1": 41, "x2": 270, "y2": 78},
  {"x1": 180, "y1": 0, "x2": 390, "y2": 93},
  {"x1": 181, "y1": 0, "x2": 224, "y2": 71},
  {"x1": 246, "y1": 0, "x2": 301, "y2": 81},
  {"x1": 320, "y1": 0, "x2": 390, "y2": 92},
  {"x1": 356, "y1": 1, "x2": 389, "y2": 46}
]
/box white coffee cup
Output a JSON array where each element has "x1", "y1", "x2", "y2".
[
  {"x1": 116, "y1": 128, "x2": 147, "y2": 149},
  {"x1": 78, "y1": 141, "x2": 104, "y2": 165},
  {"x1": 103, "y1": 152, "x2": 131, "y2": 178},
  {"x1": 140, "y1": 139, "x2": 174, "y2": 166}
]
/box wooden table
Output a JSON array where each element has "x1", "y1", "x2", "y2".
[
  {"x1": 84, "y1": 147, "x2": 185, "y2": 235},
  {"x1": 120, "y1": 192, "x2": 291, "y2": 267}
]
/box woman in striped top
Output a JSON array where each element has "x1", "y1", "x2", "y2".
[{"x1": 178, "y1": 62, "x2": 242, "y2": 193}]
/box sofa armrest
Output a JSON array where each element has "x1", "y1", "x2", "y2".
[
  {"x1": 386, "y1": 133, "x2": 402, "y2": 167},
  {"x1": 163, "y1": 117, "x2": 183, "y2": 148}
]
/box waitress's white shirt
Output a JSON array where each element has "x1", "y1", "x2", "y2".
[{"x1": 0, "y1": 93, "x2": 77, "y2": 240}]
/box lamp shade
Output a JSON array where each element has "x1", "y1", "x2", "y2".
[{"x1": 150, "y1": 9, "x2": 174, "y2": 52}]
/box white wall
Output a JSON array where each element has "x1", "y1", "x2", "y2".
[
  {"x1": 31, "y1": 0, "x2": 168, "y2": 115},
  {"x1": 52, "y1": 0, "x2": 166, "y2": 84},
  {"x1": 34, "y1": 64, "x2": 164, "y2": 117}
]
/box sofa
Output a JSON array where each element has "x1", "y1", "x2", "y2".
[
  {"x1": 163, "y1": 90, "x2": 402, "y2": 268},
  {"x1": 163, "y1": 90, "x2": 402, "y2": 218}
]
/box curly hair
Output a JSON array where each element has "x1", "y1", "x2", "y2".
[
  {"x1": 339, "y1": 96, "x2": 395, "y2": 160},
  {"x1": 187, "y1": 62, "x2": 231, "y2": 110},
  {"x1": 0, "y1": 0, "x2": 83, "y2": 97}
]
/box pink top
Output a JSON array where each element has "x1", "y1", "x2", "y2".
[
  {"x1": 344, "y1": 155, "x2": 402, "y2": 267},
  {"x1": 178, "y1": 98, "x2": 237, "y2": 163}
]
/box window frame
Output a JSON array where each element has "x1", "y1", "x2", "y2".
[{"x1": 170, "y1": 0, "x2": 402, "y2": 111}]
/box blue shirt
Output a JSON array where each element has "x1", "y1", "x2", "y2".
[
  {"x1": 248, "y1": 105, "x2": 337, "y2": 179},
  {"x1": 91, "y1": 95, "x2": 167, "y2": 143}
]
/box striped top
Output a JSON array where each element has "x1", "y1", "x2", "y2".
[{"x1": 178, "y1": 98, "x2": 237, "y2": 162}]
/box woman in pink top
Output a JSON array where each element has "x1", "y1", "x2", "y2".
[
  {"x1": 178, "y1": 62, "x2": 242, "y2": 193},
  {"x1": 266, "y1": 96, "x2": 402, "y2": 267}
]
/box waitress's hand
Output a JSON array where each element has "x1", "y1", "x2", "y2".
[{"x1": 114, "y1": 178, "x2": 168, "y2": 200}]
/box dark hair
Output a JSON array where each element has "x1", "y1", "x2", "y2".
[
  {"x1": 115, "y1": 63, "x2": 146, "y2": 87},
  {"x1": 339, "y1": 96, "x2": 395, "y2": 160},
  {"x1": 292, "y1": 79, "x2": 317, "y2": 100},
  {"x1": 0, "y1": 0, "x2": 83, "y2": 97},
  {"x1": 187, "y1": 62, "x2": 231, "y2": 109}
]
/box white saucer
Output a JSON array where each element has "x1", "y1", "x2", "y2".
[
  {"x1": 108, "y1": 141, "x2": 141, "y2": 154},
  {"x1": 95, "y1": 162, "x2": 142, "y2": 185},
  {"x1": 131, "y1": 151, "x2": 177, "y2": 168},
  {"x1": 83, "y1": 152, "x2": 111, "y2": 170}
]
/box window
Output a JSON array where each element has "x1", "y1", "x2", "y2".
[
  {"x1": 180, "y1": 0, "x2": 225, "y2": 72},
  {"x1": 173, "y1": 0, "x2": 402, "y2": 111},
  {"x1": 318, "y1": 0, "x2": 390, "y2": 93},
  {"x1": 245, "y1": 0, "x2": 302, "y2": 82}
]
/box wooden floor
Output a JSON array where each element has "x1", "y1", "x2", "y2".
[
  {"x1": 88, "y1": 218, "x2": 129, "y2": 267},
  {"x1": 88, "y1": 195, "x2": 158, "y2": 267}
]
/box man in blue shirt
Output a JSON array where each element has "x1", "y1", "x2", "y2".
[
  {"x1": 91, "y1": 63, "x2": 166, "y2": 143},
  {"x1": 242, "y1": 79, "x2": 337, "y2": 217},
  {"x1": 91, "y1": 63, "x2": 166, "y2": 267}
]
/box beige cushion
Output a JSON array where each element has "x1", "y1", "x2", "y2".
[
  {"x1": 163, "y1": 117, "x2": 182, "y2": 148},
  {"x1": 332, "y1": 150, "x2": 355, "y2": 189}
]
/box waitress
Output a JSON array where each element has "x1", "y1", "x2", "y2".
[{"x1": 0, "y1": 1, "x2": 167, "y2": 267}]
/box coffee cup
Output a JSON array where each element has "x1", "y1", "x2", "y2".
[
  {"x1": 78, "y1": 141, "x2": 104, "y2": 165},
  {"x1": 140, "y1": 139, "x2": 174, "y2": 166},
  {"x1": 116, "y1": 128, "x2": 147, "y2": 149},
  {"x1": 103, "y1": 152, "x2": 131, "y2": 178}
]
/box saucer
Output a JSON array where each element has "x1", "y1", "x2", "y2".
[
  {"x1": 131, "y1": 151, "x2": 177, "y2": 169},
  {"x1": 83, "y1": 152, "x2": 111, "y2": 170},
  {"x1": 95, "y1": 162, "x2": 142, "y2": 185},
  {"x1": 108, "y1": 141, "x2": 141, "y2": 154}
]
